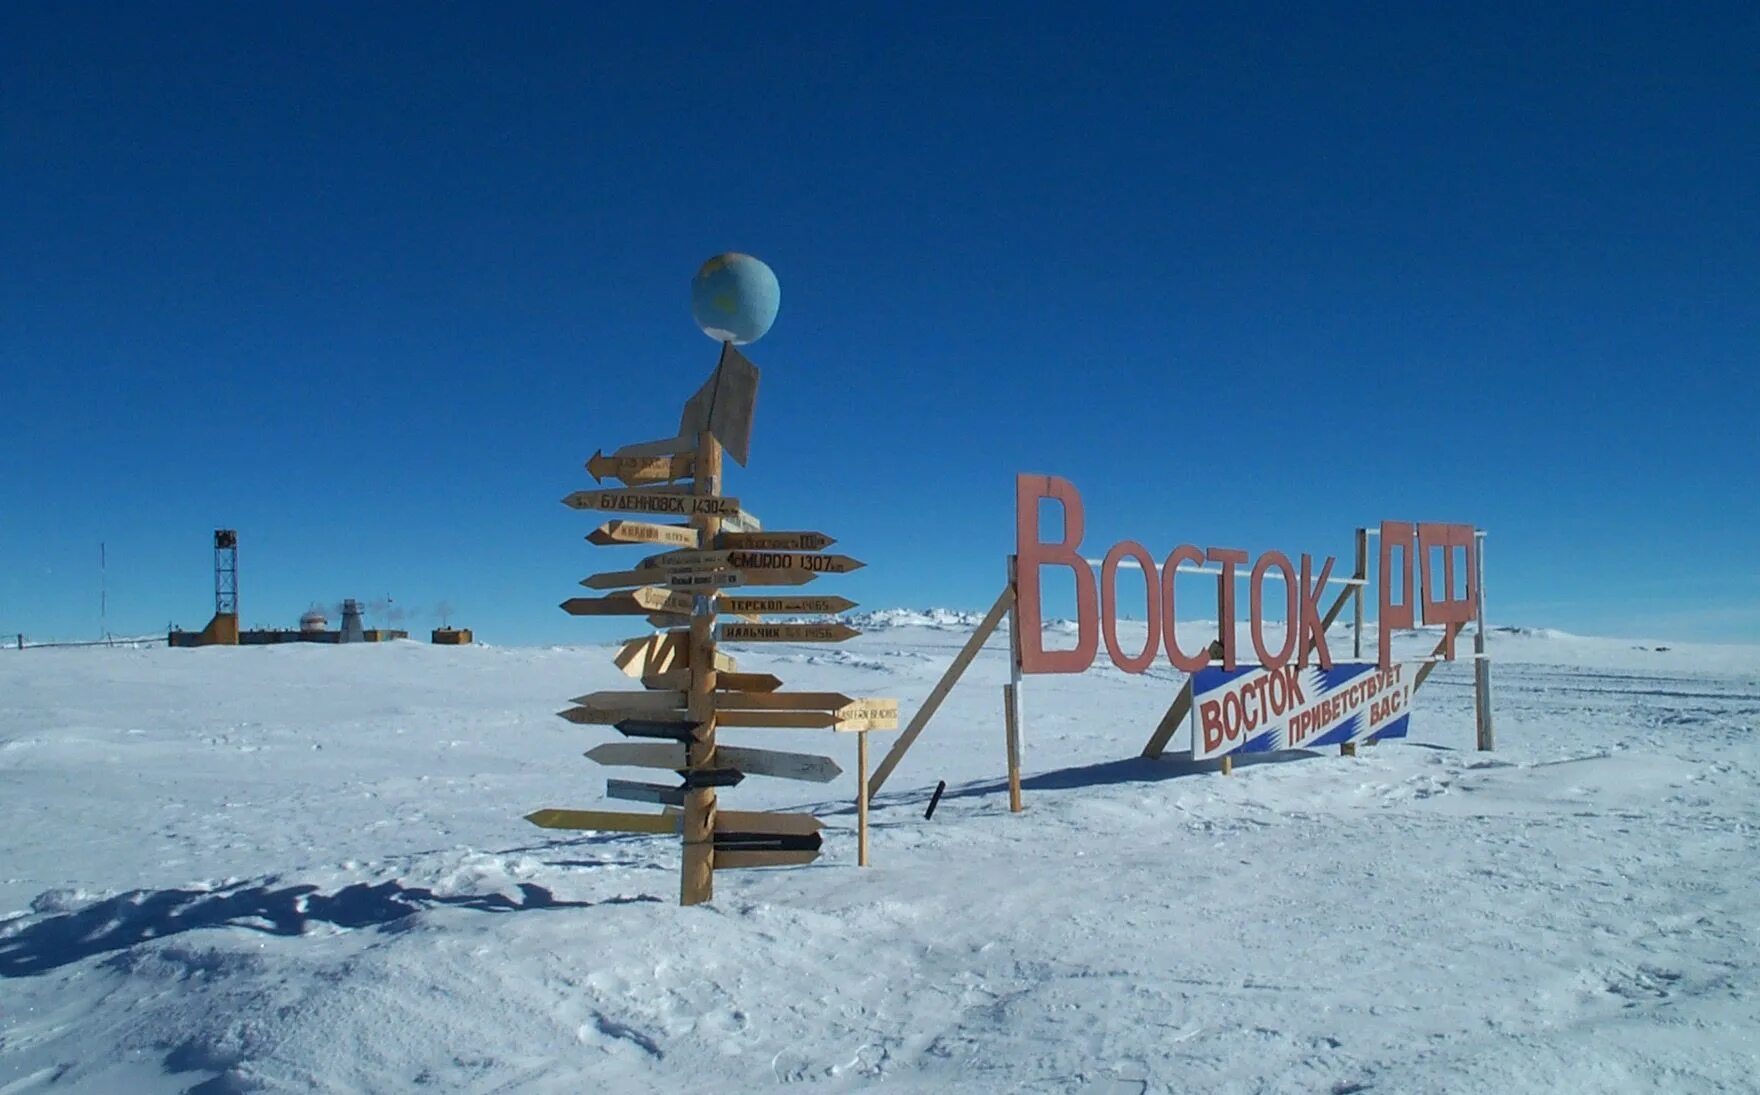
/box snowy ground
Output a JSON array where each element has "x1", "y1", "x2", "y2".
[{"x1": 1, "y1": 617, "x2": 1756, "y2": 1093}]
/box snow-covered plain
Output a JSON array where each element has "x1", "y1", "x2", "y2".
[{"x1": 1, "y1": 617, "x2": 1756, "y2": 1092}]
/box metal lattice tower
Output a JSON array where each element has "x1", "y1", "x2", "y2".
[{"x1": 214, "y1": 529, "x2": 238, "y2": 617}]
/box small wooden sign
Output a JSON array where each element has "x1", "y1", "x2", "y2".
[
  {"x1": 563, "y1": 489, "x2": 740, "y2": 520},
  {"x1": 559, "y1": 702, "x2": 686, "y2": 727},
  {"x1": 607, "y1": 779, "x2": 687, "y2": 808},
  {"x1": 726, "y1": 551, "x2": 864, "y2": 574},
  {"x1": 718, "y1": 595, "x2": 857, "y2": 616},
  {"x1": 589, "y1": 742, "x2": 829, "y2": 780},
  {"x1": 524, "y1": 808, "x2": 677, "y2": 834},
  {"x1": 714, "y1": 849, "x2": 820, "y2": 869},
  {"x1": 581, "y1": 567, "x2": 672, "y2": 591},
  {"x1": 645, "y1": 612, "x2": 692, "y2": 630},
  {"x1": 718, "y1": 622, "x2": 860, "y2": 643},
  {"x1": 833, "y1": 698, "x2": 901, "y2": 732},
  {"x1": 713, "y1": 691, "x2": 854, "y2": 711},
  {"x1": 678, "y1": 767, "x2": 744, "y2": 790},
  {"x1": 588, "y1": 520, "x2": 701, "y2": 548},
  {"x1": 587, "y1": 450, "x2": 695, "y2": 485},
  {"x1": 718, "y1": 531, "x2": 836, "y2": 552}
]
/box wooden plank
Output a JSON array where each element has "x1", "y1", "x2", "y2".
[
  {"x1": 569, "y1": 689, "x2": 686, "y2": 710},
  {"x1": 524, "y1": 808, "x2": 677, "y2": 834},
  {"x1": 587, "y1": 450, "x2": 695, "y2": 485},
  {"x1": 868, "y1": 583, "x2": 1015, "y2": 796},
  {"x1": 640, "y1": 550, "x2": 863, "y2": 575},
  {"x1": 645, "y1": 613, "x2": 692, "y2": 629},
  {"x1": 713, "y1": 691, "x2": 853, "y2": 711},
  {"x1": 678, "y1": 341, "x2": 759, "y2": 466},
  {"x1": 629, "y1": 585, "x2": 696, "y2": 616},
  {"x1": 718, "y1": 531, "x2": 836, "y2": 551},
  {"x1": 563, "y1": 488, "x2": 740, "y2": 520},
  {"x1": 718, "y1": 595, "x2": 856, "y2": 616},
  {"x1": 607, "y1": 779, "x2": 687, "y2": 808},
  {"x1": 714, "y1": 849, "x2": 819, "y2": 870},
  {"x1": 614, "y1": 632, "x2": 737, "y2": 678},
  {"x1": 643, "y1": 668, "x2": 782, "y2": 693},
  {"x1": 718, "y1": 622, "x2": 859, "y2": 643},
  {"x1": 588, "y1": 520, "x2": 701, "y2": 548},
  {"x1": 721, "y1": 508, "x2": 762, "y2": 534},
  {"x1": 582, "y1": 567, "x2": 674, "y2": 590},
  {"x1": 715, "y1": 709, "x2": 841, "y2": 729}
]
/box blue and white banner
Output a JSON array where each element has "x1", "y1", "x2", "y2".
[{"x1": 1189, "y1": 662, "x2": 1413, "y2": 761}]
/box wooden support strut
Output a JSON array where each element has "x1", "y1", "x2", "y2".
[
  {"x1": 866, "y1": 583, "x2": 1015, "y2": 798},
  {"x1": 1003, "y1": 684, "x2": 1023, "y2": 812}
]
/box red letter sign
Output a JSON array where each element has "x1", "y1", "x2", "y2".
[{"x1": 1015, "y1": 474, "x2": 1098, "y2": 673}]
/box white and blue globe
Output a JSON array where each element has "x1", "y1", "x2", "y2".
[{"x1": 690, "y1": 253, "x2": 780, "y2": 345}]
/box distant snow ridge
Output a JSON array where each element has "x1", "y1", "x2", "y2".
[{"x1": 843, "y1": 608, "x2": 986, "y2": 631}]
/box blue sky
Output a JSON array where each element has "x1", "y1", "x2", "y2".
[{"x1": 4, "y1": 3, "x2": 1756, "y2": 645}]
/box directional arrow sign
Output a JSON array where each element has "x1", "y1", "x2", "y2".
[
  {"x1": 645, "y1": 612, "x2": 692, "y2": 630},
  {"x1": 637, "y1": 550, "x2": 863, "y2": 575},
  {"x1": 718, "y1": 531, "x2": 837, "y2": 552},
  {"x1": 524, "y1": 808, "x2": 678, "y2": 834},
  {"x1": 563, "y1": 489, "x2": 740, "y2": 520},
  {"x1": 559, "y1": 702, "x2": 686, "y2": 727},
  {"x1": 570, "y1": 690, "x2": 686, "y2": 710},
  {"x1": 715, "y1": 829, "x2": 823, "y2": 852},
  {"x1": 585, "y1": 742, "x2": 842, "y2": 783},
  {"x1": 582, "y1": 567, "x2": 674, "y2": 590},
  {"x1": 606, "y1": 779, "x2": 687, "y2": 808},
  {"x1": 716, "y1": 596, "x2": 858, "y2": 616},
  {"x1": 714, "y1": 691, "x2": 854, "y2": 711},
  {"x1": 712, "y1": 809, "x2": 822, "y2": 836},
  {"x1": 614, "y1": 632, "x2": 735, "y2": 678},
  {"x1": 587, "y1": 450, "x2": 695, "y2": 485},
  {"x1": 677, "y1": 767, "x2": 744, "y2": 790},
  {"x1": 588, "y1": 520, "x2": 701, "y2": 549},
  {"x1": 614, "y1": 718, "x2": 704, "y2": 742},
  {"x1": 642, "y1": 669, "x2": 783, "y2": 693},
  {"x1": 718, "y1": 622, "x2": 861, "y2": 643},
  {"x1": 560, "y1": 593, "x2": 648, "y2": 616},
  {"x1": 716, "y1": 700, "x2": 900, "y2": 731}
]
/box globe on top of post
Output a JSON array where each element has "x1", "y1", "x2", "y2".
[{"x1": 691, "y1": 253, "x2": 780, "y2": 345}]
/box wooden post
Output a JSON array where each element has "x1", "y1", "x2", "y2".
[
  {"x1": 867, "y1": 583, "x2": 1014, "y2": 796},
  {"x1": 1006, "y1": 555, "x2": 1025, "y2": 762},
  {"x1": 1220, "y1": 754, "x2": 1233, "y2": 776},
  {"x1": 680, "y1": 422, "x2": 725, "y2": 906},
  {"x1": 1003, "y1": 684, "x2": 1023, "y2": 812},
  {"x1": 857, "y1": 730, "x2": 871, "y2": 866},
  {"x1": 1472, "y1": 530, "x2": 1495, "y2": 751}
]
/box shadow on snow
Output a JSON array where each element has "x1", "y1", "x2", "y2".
[{"x1": 0, "y1": 879, "x2": 656, "y2": 977}]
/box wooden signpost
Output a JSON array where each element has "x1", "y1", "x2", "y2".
[{"x1": 527, "y1": 334, "x2": 899, "y2": 905}]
